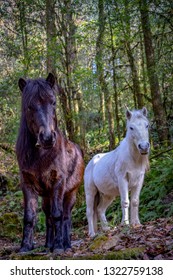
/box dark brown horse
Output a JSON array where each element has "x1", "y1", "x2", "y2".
[{"x1": 16, "y1": 73, "x2": 84, "y2": 253}]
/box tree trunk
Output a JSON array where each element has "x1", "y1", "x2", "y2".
[
  {"x1": 124, "y1": 0, "x2": 143, "y2": 108},
  {"x1": 125, "y1": 42, "x2": 143, "y2": 108},
  {"x1": 96, "y1": 0, "x2": 115, "y2": 149},
  {"x1": 46, "y1": 0, "x2": 56, "y2": 74},
  {"x1": 140, "y1": 30, "x2": 148, "y2": 101},
  {"x1": 140, "y1": 0, "x2": 169, "y2": 144},
  {"x1": 17, "y1": 0, "x2": 29, "y2": 74},
  {"x1": 56, "y1": 0, "x2": 85, "y2": 145},
  {"x1": 46, "y1": 0, "x2": 76, "y2": 141},
  {"x1": 107, "y1": 4, "x2": 120, "y2": 143}
]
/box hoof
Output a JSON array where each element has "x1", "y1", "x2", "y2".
[
  {"x1": 64, "y1": 248, "x2": 73, "y2": 255},
  {"x1": 131, "y1": 223, "x2": 142, "y2": 229},
  {"x1": 120, "y1": 221, "x2": 129, "y2": 226},
  {"x1": 102, "y1": 226, "x2": 110, "y2": 232},
  {"x1": 89, "y1": 232, "x2": 96, "y2": 238},
  {"x1": 19, "y1": 246, "x2": 32, "y2": 253},
  {"x1": 53, "y1": 248, "x2": 64, "y2": 255},
  {"x1": 43, "y1": 248, "x2": 51, "y2": 254},
  {"x1": 64, "y1": 244, "x2": 72, "y2": 252}
]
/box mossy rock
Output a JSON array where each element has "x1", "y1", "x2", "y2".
[
  {"x1": 0, "y1": 212, "x2": 22, "y2": 240},
  {"x1": 10, "y1": 253, "x2": 50, "y2": 260},
  {"x1": 105, "y1": 247, "x2": 145, "y2": 260},
  {"x1": 75, "y1": 247, "x2": 145, "y2": 260},
  {"x1": 88, "y1": 234, "x2": 109, "y2": 251}
]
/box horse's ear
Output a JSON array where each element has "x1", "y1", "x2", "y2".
[
  {"x1": 46, "y1": 73, "x2": 55, "y2": 88},
  {"x1": 141, "y1": 107, "x2": 148, "y2": 117},
  {"x1": 18, "y1": 78, "x2": 26, "y2": 92},
  {"x1": 126, "y1": 109, "x2": 132, "y2": 120}
]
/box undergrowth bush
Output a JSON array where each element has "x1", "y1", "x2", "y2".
[{"x1": 140, "y1": 152, "x2": 173, "y2": 222}]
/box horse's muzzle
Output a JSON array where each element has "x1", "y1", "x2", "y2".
[
  {"x1": 138, "y1": 141, "x2": 150, "y2": 155},
  {"x1": 36, "y1": 130, "x2": 57, "y2": 149}
]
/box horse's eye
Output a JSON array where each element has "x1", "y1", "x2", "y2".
[
  {"x1": 27, "y1": 106, "x2": 32, "y2": 111},
  {"x1": 51, "y1": 100, "x2": 56, "y2": 106},
  {"x1": 146, "y1": 124, "x2": 149, "y2": 128},
  {"x1": 130, "y1": 127, "x2": 133, "y2": 130}
]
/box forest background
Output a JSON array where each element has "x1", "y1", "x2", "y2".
[{"x1": 0, "y1": 0, "x2": 173, "y2": 257}]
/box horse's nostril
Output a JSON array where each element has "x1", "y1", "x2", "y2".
[
  {"x1": 138, "y1": 142, "x2": 150, "y2": 151},
  {"x1": 138, "y1": 144, "x2": 142, "y2": 150},
  {"x1": 38, "y1": 130, "x2": 56, "y2": 148},
  {"x1": 52, "y1": 131, "x2": 56, "y2": 140}
]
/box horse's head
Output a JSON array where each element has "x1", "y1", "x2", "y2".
[
  {"x1": 18, "y1": 73, "x2": 57, "y2": 149},
  {"x1": 126, "y1": 107, "x2": 150, "y2": 155}
]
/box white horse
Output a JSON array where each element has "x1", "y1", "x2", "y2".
[{"x1": 84, "y1": 107, "x2": 150, "y2": 237}]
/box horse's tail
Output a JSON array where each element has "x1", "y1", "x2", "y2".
[{"x1": 94, "y1": 190, "x2": 100, "y2": 209}]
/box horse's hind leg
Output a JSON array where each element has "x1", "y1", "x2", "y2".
[
  {"x1": 42, "y1": 197, "x2": 54, "y2": 250},
  {"x1": 85, "y1": 184, "x2": 98, "y2": 237},
  {"x1": 20, "y1": 185, "x2": 38, "y2": 252},
  {"x1": 97, "y1": 194, "x2": 113, "y2": 232},
  {"x1": 93, "y1": 192, "x2": 99, "y2": 233}
]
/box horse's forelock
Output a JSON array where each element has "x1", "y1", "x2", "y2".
[
  {"x1": 129, "y1": 110, "x2": 148, "y2": 122},
  {"x1": 22, "y1": 78, "x2": 54, "y2": 107}
]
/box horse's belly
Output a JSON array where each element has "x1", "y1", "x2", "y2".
[
  {"x1": 93, "y1": 165, "x2": 119, "y2": 196},
  {"x1": 97, "y1": 182, "x2": 119, "y2": 196}
]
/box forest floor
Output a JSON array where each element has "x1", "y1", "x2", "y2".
[{"x1": 0, "y1": 216, "x2": 173, "y2": 260}]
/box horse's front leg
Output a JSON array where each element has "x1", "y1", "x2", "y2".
[
  {"x1": 118, "y1": 177, "x2": 130, "y2": 225},
  {"x1": 20, "y1": 185, "x2": 38, "y2": 252},
  {"x1": 63, "y1": 190, "x2": 77, "y2": 251},
  {"x1": 130, "y1": 175, "x2": 144, "y2": 226},
  {"x1": 51, "y1": 178, "x2": 64, "y2": 253},
  {"x1": 42, "y1": 197, "x2": 54, "y2": 250}
]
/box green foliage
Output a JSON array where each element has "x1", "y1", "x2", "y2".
[
  {"x1": 0, "y1": 76, "x2": 21, "y2": 144},
  {"x1": 0, "y1": 190, "x2": 23, "y2": 241},
  {"x1": 140, "y1": 152, "x2": 173, "y2": 222},
  {"x1": 0, "y1": 212, "x2": 22, "y2": 241}
]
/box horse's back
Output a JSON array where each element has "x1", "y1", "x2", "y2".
[{"x1": 84, "y1": 152, "x2": 107, "y2": 178}]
